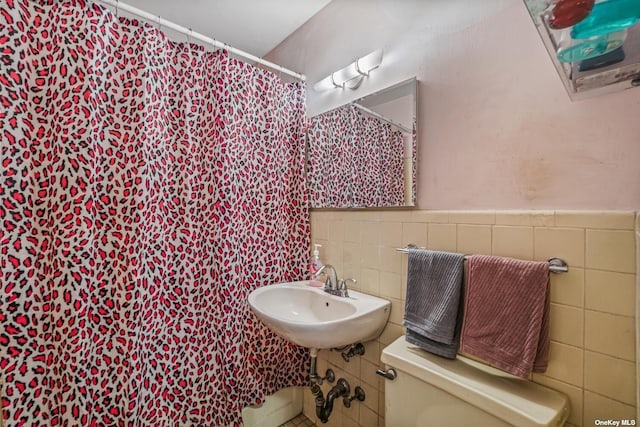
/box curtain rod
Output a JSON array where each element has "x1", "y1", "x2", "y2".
[
  {"x1": 352, "y1": 103, "x2": 413, "y2": 133},
  {"x1": 94, "y1": 0, "x2": 306, "y2": 81}
]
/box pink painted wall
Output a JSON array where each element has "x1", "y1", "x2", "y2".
[{"x1": 267, "y1": 0, "x2": 640, "y2": 210}]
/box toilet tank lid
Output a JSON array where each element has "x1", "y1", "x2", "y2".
[{"x1": 381, "y1": 336, "x2": 569, "y2": 427}]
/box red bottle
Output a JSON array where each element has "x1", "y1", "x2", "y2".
[{"x1": 548, "y1": 0, "x2": 595, "y2": 29}]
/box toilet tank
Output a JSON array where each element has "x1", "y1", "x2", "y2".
[{"x1": 381, "y1": 336, "x2": 569, "y2": 427}]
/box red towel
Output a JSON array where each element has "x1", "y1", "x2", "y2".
[{"x1": 460, "y1": 255, "x2": 550, "y2": 379}]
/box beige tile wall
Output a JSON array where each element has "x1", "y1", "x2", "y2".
[{"x1": 304, "y1": 210, "x2": 637, "y2": 427}]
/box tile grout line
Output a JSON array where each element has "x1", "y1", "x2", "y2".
[{"x1": 552, "y1": 301, "x2": 635, "y2": 319}]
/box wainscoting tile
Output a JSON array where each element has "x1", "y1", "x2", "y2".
[
  {"x1": 585, "y1": 311, "x2": 635, "y2": 362},
  {"x1": 448, "y1": 210, "x2": 496, "y2": 225},
  {"x1": 586, "y1": 229, "x2": 636, "y2": 273},
  {"x1": 457, "y1": 224, "x2": 492, "y2": 256},
  {"x1": 549, "y1": 267, "x2": 584, "y2": 308},
  {"x1": 401, "y1": 222, "x2": 427, "y2": 248},
  {"x1": 584, "y1": 351, "x2": 636, "y2": 406},
  {"x1": 555, "y1": 211, "x2": 635, "y2": 230},
  {"x1": 492, "y1": 226, "x2": 534, "y2": 260},
  {"x1": 549, "y1": 304, "x2": 583, "y2": 348},
  {"x1": 427, "y1": 223, "x2": 457, "y2": 252},
  {"x1": 585, "y1": 270, "x2": 636, "y2": 317},
  {"x1": 542, "y1": 342, "x2": 583, "y2": 387},
  {"x1": 583, "y1": 391, "x2": 637, "y2": 427},
  {"x1": 534, "y1": 227, "x2": 585, "y2": 268}
]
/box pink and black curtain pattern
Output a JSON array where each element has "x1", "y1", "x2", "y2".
[
  {"x1": 0, "y1": 1, "x2": 310, "y2": 426},
  {"x1": 306, "y1": 106, "x2": 354, "y2": 207},
  {"x1": 307, "y1": 104, "x2": 405, "y2": 208}
]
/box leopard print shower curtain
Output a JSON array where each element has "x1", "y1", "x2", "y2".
[{"x1": 0, "y1": 1, "x2": 310, "y2": 425}]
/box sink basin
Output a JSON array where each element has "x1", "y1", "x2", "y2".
[{"x1": 248, "y1": 281, "x2": 391, "y2": 349}]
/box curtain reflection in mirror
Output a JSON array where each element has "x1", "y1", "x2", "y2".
[{"x1": 307, "y1": 104, "x2": 406, "y2": 208}]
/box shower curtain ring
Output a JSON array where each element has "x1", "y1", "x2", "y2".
[
  {"x1": 115, "y1": 0, "x2": 119, "y2": 18},
  {"x1": 157, "y1": 15, "x2": 162, "y2": 30},
  {"x1": 187, "y1": 28, "x2": 192, "y2": 44}
]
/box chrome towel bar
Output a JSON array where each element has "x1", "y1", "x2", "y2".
[{"x1": 395, "y1": 246, "x2": 568, "y2": 274}]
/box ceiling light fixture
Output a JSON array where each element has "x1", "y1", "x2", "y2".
[{"x1": 313, "y1": 49, "x2": 383, "y2": 91}]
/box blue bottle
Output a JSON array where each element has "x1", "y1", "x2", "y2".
[
  {"x1": 571, "y1": 0, "x2": 640, "y2": 39},
  {"x1": 557, "y1": 29, "x2": 627, "y2": 63}
]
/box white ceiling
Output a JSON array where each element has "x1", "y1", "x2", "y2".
[{"x1": 110, "y1": 0, "x2": 332, "y2": 58}]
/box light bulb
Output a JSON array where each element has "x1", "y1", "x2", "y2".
[
  {"x1": 312, "y1": 49, "x2": 383, "y2": 91},
  {"x1": 356, "y1": 49, "x2": 383, "y2": 75},
  {"x1": 332, "y1": 62, "x2": 361, "y2": 86}
]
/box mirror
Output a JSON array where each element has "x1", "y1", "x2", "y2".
[
  {"x1": 523, "y1": 0, "x2": 640, "y2": 100},
  {"x1": 306, "y1": 78, "x2": 417, "y2": 208}
]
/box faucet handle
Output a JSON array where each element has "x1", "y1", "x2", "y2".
[{"x1": 339, "y1": 278, "x2": 357, "y2": 289}]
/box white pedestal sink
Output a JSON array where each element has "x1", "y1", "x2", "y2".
[{"x1": 248, "y1": 281, "x2": 391, "y2": 350}]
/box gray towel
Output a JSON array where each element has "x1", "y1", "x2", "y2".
[
  {"x1": 403, "y1": 249, "x2": 465, "y2": 356},
  {"x1": 406, "y1": 301, "x2": 464, "y2": 359}
]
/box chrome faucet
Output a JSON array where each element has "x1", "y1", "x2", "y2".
[
  {"x1": 314, "y1": 265, "x2": 355, "y2": 298},
  {"x1": 315, "y1": 264, "x2": 338, "y2": 291}
]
